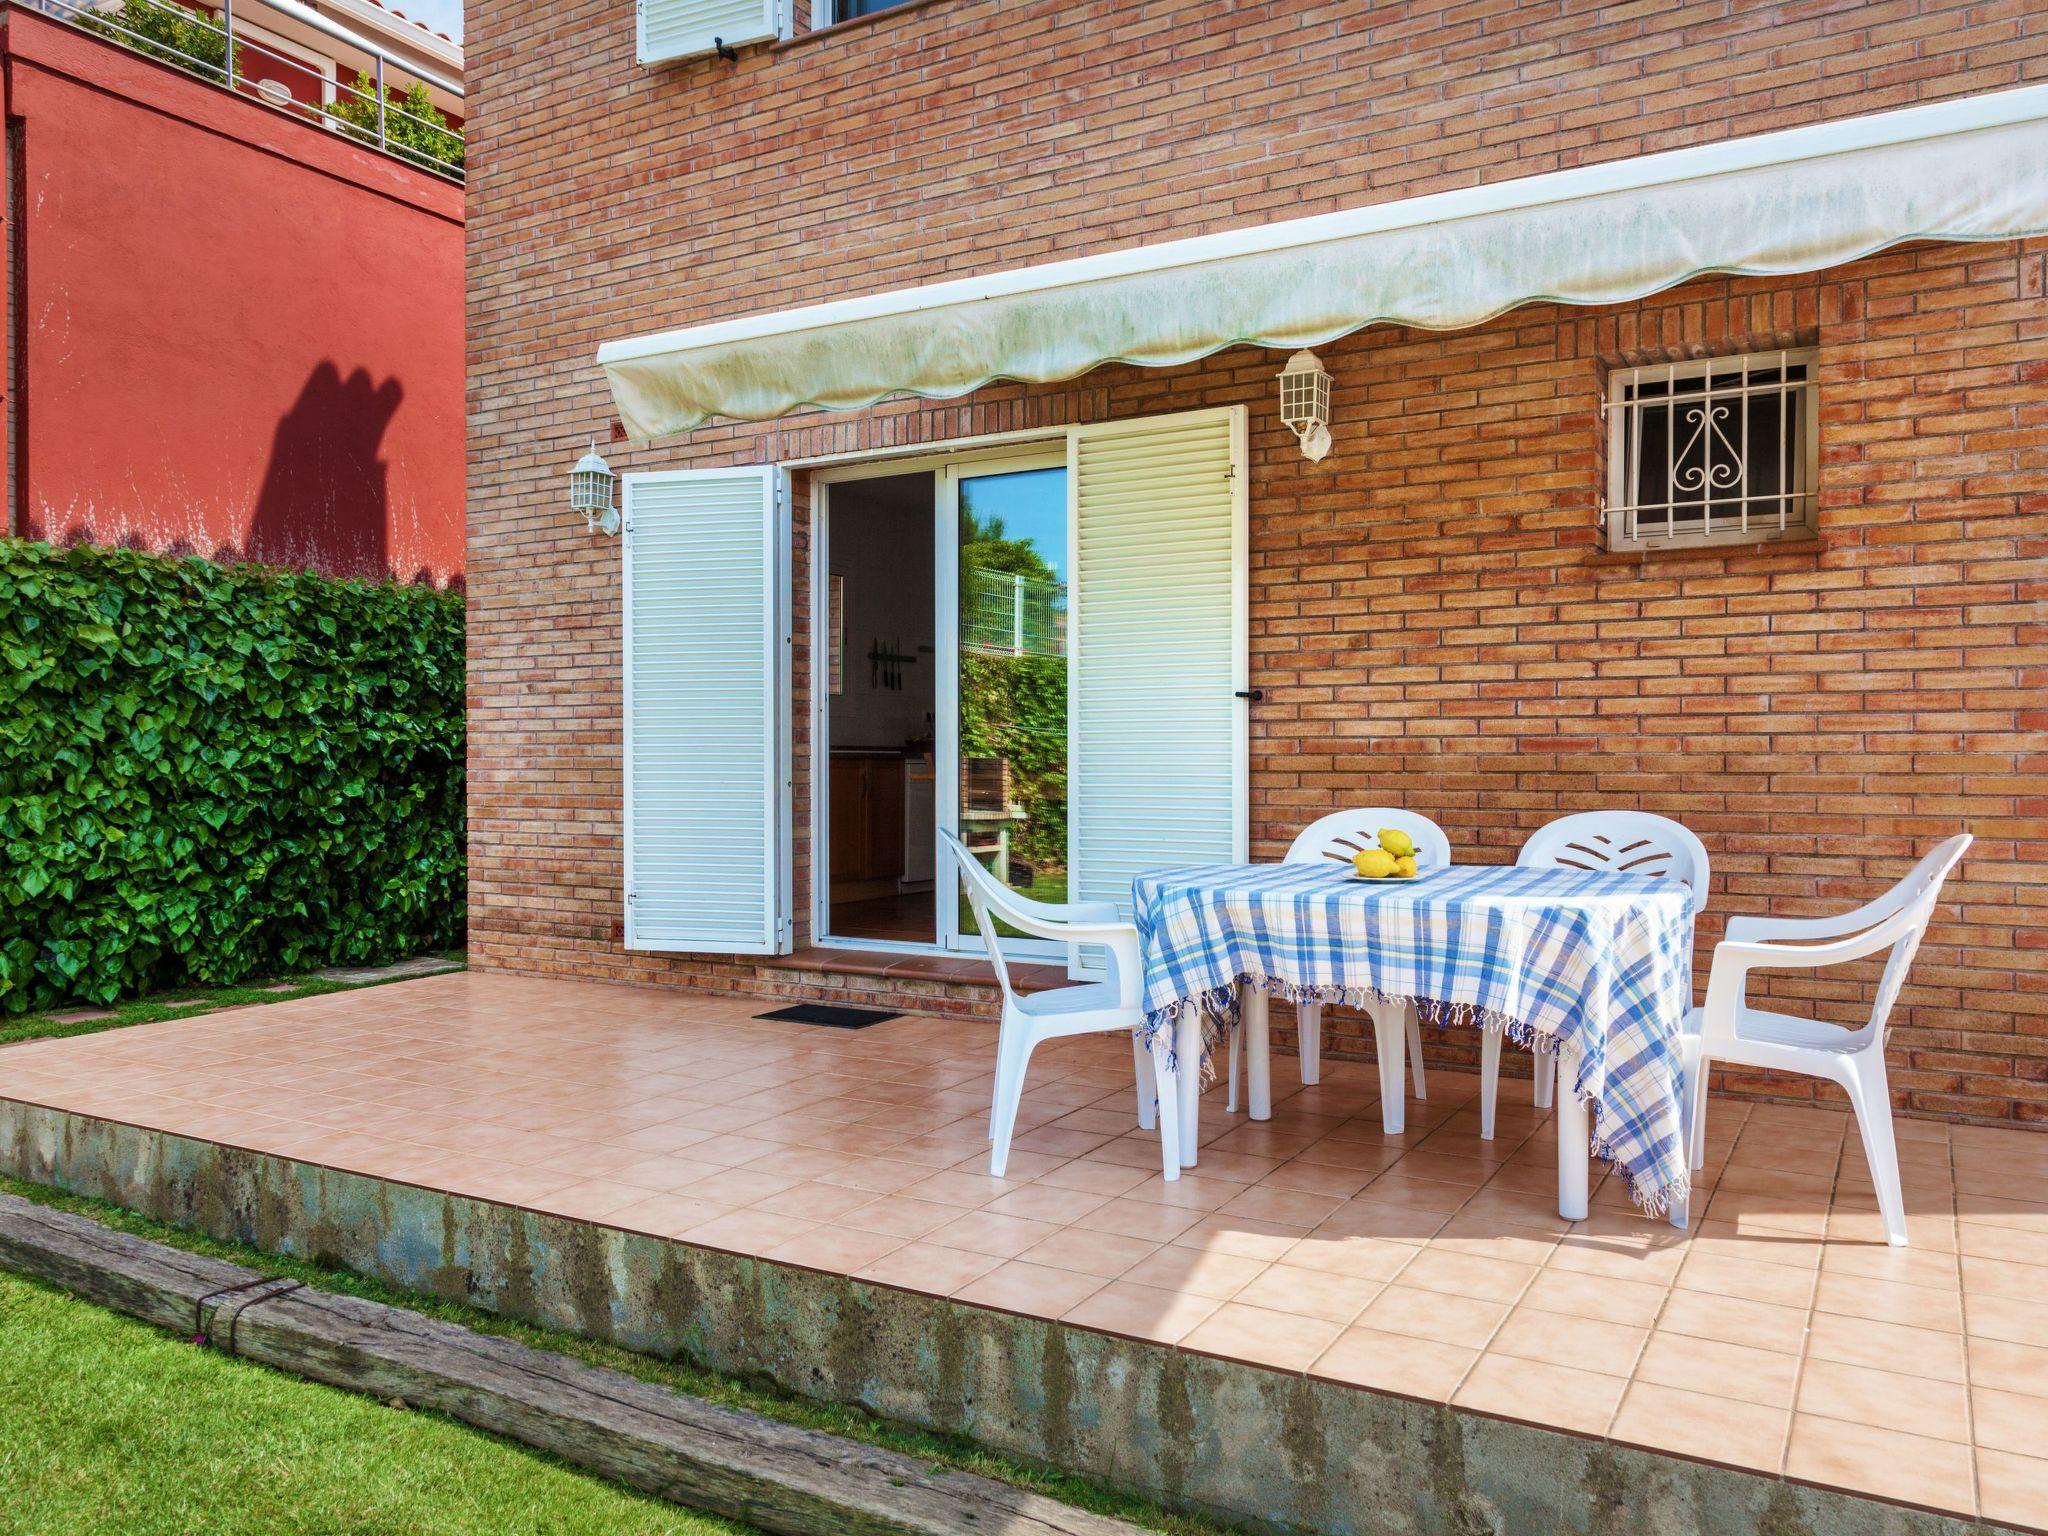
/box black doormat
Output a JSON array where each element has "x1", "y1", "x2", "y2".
[{"x1": 755, "y1": 1003, "x2": 901, "y2": 1029}]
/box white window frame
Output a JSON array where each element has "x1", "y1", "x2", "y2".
[{"x1": 1603, "y1": 348, "x2": 1820, "y2": 552}]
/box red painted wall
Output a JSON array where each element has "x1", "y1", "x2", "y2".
[{"x1": 1, "y1": 7, "x2": 464, "y2": 583}]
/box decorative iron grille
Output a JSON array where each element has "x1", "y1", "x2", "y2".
[{"x1": 1603, "y1": 350, "x2": 1818, "y2": 549}]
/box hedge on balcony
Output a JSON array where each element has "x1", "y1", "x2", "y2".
[{"x1": 0, "y1": 541, "x2": 465, "y2": 1014}]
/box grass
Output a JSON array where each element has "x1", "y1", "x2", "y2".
[
  {"x1": 0, "y1": 1173, "x2": 1231, "y2": 1536},
  {"x1": 0, "y1": 953, "x2": 467, "y2": 1050},
  {"x1": 0, "y1": 1266, "x2": 746, "y2": 1536}
]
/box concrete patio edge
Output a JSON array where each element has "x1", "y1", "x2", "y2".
[{"x1": 0, "y1": 1095, "x2": 2021, "y2": 1536}]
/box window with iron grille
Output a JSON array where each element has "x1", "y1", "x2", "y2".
[{"x1": 1603, "y1": 350, "x2": 1819, "y2": 550}]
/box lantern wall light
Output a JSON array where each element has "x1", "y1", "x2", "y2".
[
  {"x1": 570, "y1": 443, "x2": 620, "y2": 535},
  {"x1": 1277, "y1": 349, "x2": 1333, "y2": 462}
]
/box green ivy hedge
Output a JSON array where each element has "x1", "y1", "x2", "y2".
[
  {"x1": 959, "y1": 652, "x2": 1068, "y2": 870},
  {"x1": 0, "y1": 541, "x2": 465, "y2": 1014}
]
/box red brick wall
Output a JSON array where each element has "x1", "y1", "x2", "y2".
[{"x1": 465, "y1": 0, "x2": 2048, "y2": 1122}]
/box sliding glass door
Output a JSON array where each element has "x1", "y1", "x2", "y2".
[{"x1": 937, "y1": 452, "x2": 1069, "y2": 954}]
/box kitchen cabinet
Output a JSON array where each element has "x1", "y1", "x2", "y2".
[{"x1": 829, "y1": 752, "x2": 905, "y2": 901}]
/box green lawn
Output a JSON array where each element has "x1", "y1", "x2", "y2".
[
  {"x1": 0, "y1": 954, "x2": 467, "y2": 1050},
  {"x1": 0, "y1": 1269, "x2": 747, "y2": 1536}
]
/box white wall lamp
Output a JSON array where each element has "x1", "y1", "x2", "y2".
[
  {"x1": 570, "y1": 443, "x2": 620, "y2": 535},
  {"x1": 1277, "y1": 349, "x2": 1333, "y2": 461}
]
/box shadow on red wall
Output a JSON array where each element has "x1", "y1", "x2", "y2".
[{"x1": 245, "y1": 361, "x2": 405, "y2": 580}]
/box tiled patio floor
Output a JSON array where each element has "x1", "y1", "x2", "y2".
[{"x1": 3, "y1": 970, "x2": 2045, "y2": 1530}]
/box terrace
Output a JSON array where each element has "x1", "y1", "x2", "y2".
[{"x1": 3, "y1": 970, "x2": 2042, "y2": 1534}]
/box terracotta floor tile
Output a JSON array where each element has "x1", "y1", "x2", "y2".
[
  {"x1": 1311, "y1": 1197, "x2": 1451, "y2": 1244},
  {"x1": 1070, "y1": 1196, "x2": 1208, "y2": 1243},
  {"x1": 1684, "y1": 1218, "x2": 1825, "y2": 1272},
  {"x1": 1794, "y1": 1358, "x2": 1968, "y2": 1441},
  {"x1": 1677, "y1": 1249, "x2": 1819, "y2": 1310},
  {"x1": 463, "y1": 1164, "x2": 582, "y2": 1207},
  {"x1": 954, "y1": 1260, "x2": 1108, "y2": 1319},
  {"x1": 679, "y1": 1208, "x2": 819, "y2": 1257},
  {"x1": 1806, "y1": 1310, "x2": 1967, "y2": 1383},
  {"x1": 1396, "y1": 1249, "x2": 1539, "y2": 1306},
  {"x1": 1114, "y1": 1173, "x2": 1247, "y2": 1212},
  {"x1": 606, "y1": 1154, "x2": 723, "y2": 1192},
  {"x1": 529, "y1": 1178, "x2": 668, "y2": 1221},
  {"x1": 1357, "y1": 1285, "x2": 1508, "y2": 1351},
  {"x1": 1017, "y1": 1226, "x2": 1162, "y2": 1280},
  {"x1": 1181, "y1": 1302, "x2": 1345, "y2": 1373},
  {"x1": 1813, "y1": 1270, "x2": 1964, "y2": 1333},
  {"x1": 1973, "y1": 1384, "x2": 2048, "y2": 1460},
  {"x1": 1656, "y1": 1289, "x2": 1809, "y2": 1356},
  {"x1": 1453, "y1": 1354, "x2": 1625, "y2": 1436},
  {"x1": 926, "y1": 1209, "x2": 1061, "y2": 1260},
  {"x1": 1120, "y1": 1244, "x2": 1268, "y2": 1301},
  {"x1": 855, "y1": 1242, "x2": 1002, "y2": 1297},
  {"x1": 1785, "y1": 1415, "x2": 1976, "y2": 1513},
  {"x1": 1231, "y1": 1262, "x2": 1383, "y2": 1325},
  {"x1": 688, "y1": 1166, "x2": 803, "y2": 1207},
  {"x1": 1169, "y1": 1214, "x2": 1311, "y2": 1262},
  {"x1": 1820, "y1": 1238, "x2": 1961, "y2": 1293},
  {"x1": 1965, "y1": 1292, "x2": 2048, "y2": 1350},
  {"x1": 1518, "y1": 1267, "x2": 1669, "y2": 1329},
  {"x1": 1034, "y1": 1159, "x2": 1154, "y2": 1198},
  {"x1": 835, "y1": 1193, "x2": 967, "y2": 1241},
  {"x1": 1978, "y1": 1449, "x2": 2048, "y2": 1532},
  {"x1": 1488, "y1": 1308, "x2": 1646, "y2": 1378},
  {"x1": 1311, "y1": 1326, "x2": 1475, "y2": 1401},
  {"x1": 982, "y1": 1182, "x2": 1113, "y2": 1224},
  {"x1": 1633, "y1": 1331, "x2": 1800, "y2": 1410},
  {"x1": 1283, "y1": 1231, "x2": 1418, "y2": 1284},
  {"x1": 1960, "y1": 1255, "x2": 2047, "y2": 1304},
  {"x1": 763, "y1": 1224, "x2": 907, "y2": 1275},
  {"x1": 1967, "y1": 1335, "x2": 2048, "y2": 1398},
  {"x1": 754, "y1": 1179, "x2": 886, "y2": 1222},
  {"x1": 1061, "y1": 1281, "x2": 1223, "y2": 1346},
  {"x1": 1215, "y1": 1185, "x2": 1347, "y2": 1228},
  {"x1": 901, "y1": 1170, "x2": 1012, "y2": 1209},
  {"x1": 1610, "y1": 1381, "x2": 1787, "y2": 1473},
  {"x1": 815, "y1": 1158, "x2": 936, "y2": 1195},
  {"x1": 1258, "y1": 1161, "x2": 1372, "y2": 1200}
]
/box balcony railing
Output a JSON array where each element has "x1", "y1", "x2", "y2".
[{"x1": 37, "y1": 0, "x2": 464, "y2": 182}]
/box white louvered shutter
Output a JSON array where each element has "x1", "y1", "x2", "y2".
[
  {"x1": 637, "y1": 0, "x2": 780, "y2": 65},
  {"x1": 623, "y1": 467, "x2": 786, "y2": 955},
  {"x1": 1068, "y1": 408, "x2": 1248, "y2": 934}
]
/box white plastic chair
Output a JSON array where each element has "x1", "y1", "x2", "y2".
[
  {"x1": 1683, "y1": 834, "x2": 1969, "y2": 1247},
  {"x1": 1484, "y1": 811, "x2": 1712, "y2": 1138},
  {"x1": 1225, "y1": 810, "x2": 1450, "y2": 1129},
  {"x1": 944, "y1": 832, "x2": 1181, "y2": 1181}
]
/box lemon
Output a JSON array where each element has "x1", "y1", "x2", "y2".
[
  {"x1": 1377, "y1": 828, "x2": 1416, "y2": 859},
  {"x1": 1354, "y1": 849, "x2": 1398, "y2": 879},
  {"x1": 1395, "y1": 855, "x2": 1418, "y2": 878}
]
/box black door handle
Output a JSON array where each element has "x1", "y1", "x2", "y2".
[{"x1": 1235, "y1": 688, "x2": 1265, "y2": 702}]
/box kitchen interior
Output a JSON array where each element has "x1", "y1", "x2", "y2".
[{"x1": 824, "y1": 472, "x2": 937, "y2": 945}]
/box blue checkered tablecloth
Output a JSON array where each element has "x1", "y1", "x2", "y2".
[{"x1": 1131, "y1": 861, "x2": 1696, "y2": 1213}]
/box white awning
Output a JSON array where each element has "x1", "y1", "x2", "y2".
[{"x1": 599, "y1": 85, "x2": 2048, "y2": 440}]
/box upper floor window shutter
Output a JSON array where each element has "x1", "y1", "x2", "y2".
[
  {"x1": 623, "y1": 466, "x2": 788, "y2": 955},
  {"x1": 1067, "y1": 407, "x2": 1248, "y2": 938},
  {"x1": 637, "y1": 0, "x2": 782, "y2": 64}
]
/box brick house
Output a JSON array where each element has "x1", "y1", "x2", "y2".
[{"x1": 467, "y1": 0, "x2": 2047, "y2": 1126}]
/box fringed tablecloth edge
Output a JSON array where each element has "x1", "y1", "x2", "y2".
[{"x1": 1141, "y1": 973, "x2": 1692, "y2": 1217}]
